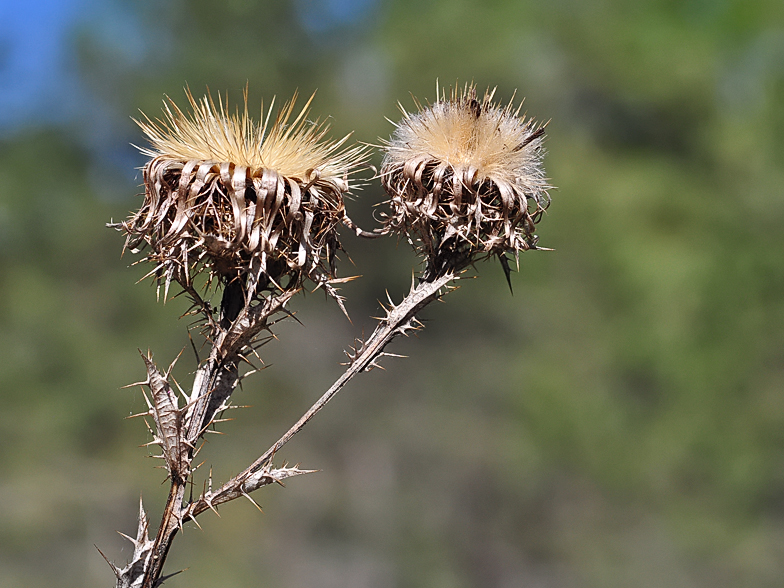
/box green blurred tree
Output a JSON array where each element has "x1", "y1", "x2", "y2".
[{"x1": 1, "y1": 0, "x2": 783, "y2": 586}]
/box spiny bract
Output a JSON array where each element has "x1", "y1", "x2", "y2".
[
  {"x1": 381, "y1": 83, "x2": 550, "y2": 270},
  {"x1": 121, "y1": 87, "x2": 366, "y2": 299}
]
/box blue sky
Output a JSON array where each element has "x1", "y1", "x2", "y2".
[
  {"x1": 0, "y1": 0, "x2": 87, "y2": 132},
  {"x1": 0, "y1": 0, "x2": 377, "y2": 137}
]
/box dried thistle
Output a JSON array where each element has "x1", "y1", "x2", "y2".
[
  {"x1": 121, "y1": 87, "x2": 366, "y2": 300},
  {"x1": 381, "y1": 83, "x2": 551, "y2": 276},
  {"x1": 106, "y1": 83, "x2": 555, "y2": 588}
]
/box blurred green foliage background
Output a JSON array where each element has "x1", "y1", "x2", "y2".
[{"x1": 1, "y1": 0, "x2": 783, "y2": 586}]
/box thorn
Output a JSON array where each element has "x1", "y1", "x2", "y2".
[
  {"x1": 163, "y1": 271, "x2": 173, "y2": 303},
  {"x1": 166, "y1": 348, "x2": 185, "y2": 378},
  {"x1": 241, "y1": 491, "x2": 264, "y2": 512},
  {"x1": 205, "y1": 497, "x2": 221, "y2": 517},
  {"x1": 138, "y1": 262, "x2": 166, "y2": 285},
  {"x1": 498, "y1": 253, "x2": 514, "y2": 295},
  {"x1": 192, "y1": 439, "x2": 206, "y2": 458},
  {"x1": 142, "y1": 418, "x2": 155, "y2": 436},
  {"x1": 117, "y1": 530, "x2": 138, "y2": 547},
  {"x1": 137, "y1": 494, "x2": 148, "y2": 525},
  {"x1": 171, "y1": 376, "x2": 187, "y2": 400},
  {"x1": 140, "y1": 389, "x2": 153, "y2": 410},
  {"x1": 188, "y1": 513, "x2": 203, "y2": 531},
  {"x1": 188, "y1": 331, "x2": 201, "y2": 364},
  {"x1": 154, "y1": 568, "x2": 186, "y2": 586},
  {"x1": 121, "y1": 380, "x2": 150, "y2": 390},
  {"x1": 238, "y1": 353, "x2": 260, "y2": 370},
  {"x1": 94, "y1": 544, "x2": 120, "y2": 576},
  {"x1": 237, "y1": 368, "x2": 259, "y2": 382}
]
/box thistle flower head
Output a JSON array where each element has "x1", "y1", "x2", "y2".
[
  {"x1": 121, "y1": 87, "x2": 366, "y2": 297},
  {"x1": 381, "y1": 83, "x2": 550, "y2": 273}
]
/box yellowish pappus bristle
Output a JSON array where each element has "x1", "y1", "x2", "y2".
[
  {"x1": 384, "y1": 84, "x2": 547, "y2": 194},
  {"x1": 135, "y1": 87, "x2": 364, "y2": 180}
]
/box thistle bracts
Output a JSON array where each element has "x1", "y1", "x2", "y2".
[
  {"x1": 381, "y1": 83, "x2": 550, "y2": 274},
  {"x1": 121, "y1": 88, "x2": 366, "y2": 299}
]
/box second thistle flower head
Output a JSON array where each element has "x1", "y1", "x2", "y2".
[{"x1": 381, "y1": 83, "x2": 551, "y2": 273}]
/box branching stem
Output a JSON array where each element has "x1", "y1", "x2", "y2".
[
  {"x1": 187, "y1": 271, "x2": 455, "y2": 518},
  {"x1": 137, "y1": 288, "x2": 295, "y2": 588},
  {"x1": 136, "y1": 270, "x2": 456, "y2": 587}
]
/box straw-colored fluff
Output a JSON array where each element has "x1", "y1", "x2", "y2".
[
  {"x1": 381, "y1": 84, "x2": 550, "y2": 268},
  {"x1": 122, "y1": 88, "x2": 365, "y2": 296}
]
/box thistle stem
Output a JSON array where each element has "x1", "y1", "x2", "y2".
[
  {"x1": 187, "y1": 270, "x2": 456, "y2": 516},
  {"x1": 136, "y1": 288, "x2": 294, "y2": 588},
  {"x1": 140, "y1": 271, "x2": 455, "y2": 585},
  {"x1": 253, "y1": 271, "x2": 455, "y2": 468},
  {"x1": 142, "y1": 482, "x2": 185, "y2": 588}
]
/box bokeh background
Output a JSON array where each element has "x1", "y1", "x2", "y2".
[{"x1": 2, "y1": 0, "x2": 784, "y2": 586}]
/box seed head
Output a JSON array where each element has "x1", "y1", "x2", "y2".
[
  {"x1": 381, "y1": 83, "x2": 550, "y2": 273},
  {"x1": 121, "y1": 87, "x2": 366, "y2": 296}
]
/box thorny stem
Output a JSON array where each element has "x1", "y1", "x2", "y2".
[
  {"x1": 144, "y1": 482, "x2": 186, "y2": 586},
  {"x1": 246, "y1": 272, "x2": 455, "y2": 471},
  {"x1": 137, "y1": 269, "x2": 456, "y2": 587},
  {"x1": 186, "y1": 270, "x2": 456, "y2": 518},
  {"x1": 138, "y1": 288, "x2": 296, "y2": 588}
]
